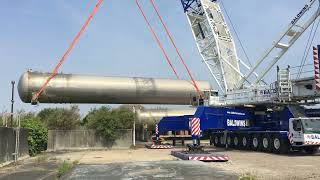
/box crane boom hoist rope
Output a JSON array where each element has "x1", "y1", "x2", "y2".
[
  {"x1": 135, "y1": 0, "x2": 180, "y2": 80},
  {"x1": 148, "y1": 0, "x2": 203, "y2": 98},
  {"x1": 136, "y1": 0, "x2": 203, "y2": 98}
]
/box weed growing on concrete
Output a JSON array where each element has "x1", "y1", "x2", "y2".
[
  {"x1": 130, "y1": 145, "x2": 138, "y2": 149},
  {"x1": 238, "y1": 172, "x2": 256, "y2": 180},
  {"x1": 49, "y1": 157, "x2": 58, "y2": 161},
  {"x1": 57, "y1": 161, "x2": 73, "y2": 178}
]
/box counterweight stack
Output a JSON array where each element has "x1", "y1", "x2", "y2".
[{"x1": 18, "y1": 71, "x2": 211, "y2": 105}]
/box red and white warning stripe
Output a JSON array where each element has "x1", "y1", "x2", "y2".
[
  {"x1": 189, "y1": 156, "x2": 229, "y2": 161},
  {"x1": 155, "y1": 124, "x2": 159, "y2": 135},
  {"x1": 191, "y1": 118, "x2": 201, "y2": 136},
  {"x1": 288, "y1": 132, "x2": 294, "y2": 144},
  {"x1": 304, "y1": 141, "x2": 320, "y2": 145},
  {"x1": 313, "y1": 46, "x2": 320, "y2": 91},
  {"x1": 150, "y1": 145, "x2": 173, "y2": 149}
]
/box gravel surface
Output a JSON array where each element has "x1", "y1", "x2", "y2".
[{"x1": 208, "y1": 148, "x2": 320, "y2": 180}]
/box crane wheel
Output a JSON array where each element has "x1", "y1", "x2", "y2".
[
  {"x1": 272, "y1": 134, "x2": 289, "y2": 154},
  {"x1": 261, "y1": 134, "x2": 272, "y2": 152},
  {"x1": 251, "y1": 134, "x2": 261, "y2": 151},
  {"x1": 233, "y1": 135, "x2": 240, "y2": 149},
  {"x1": 240, "y1": 134, "x2": 250, "y2": 150}
]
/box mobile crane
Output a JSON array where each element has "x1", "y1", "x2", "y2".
[
  {"x1": 17, "y1": 0, "x2": 320, "y2": 155},
  {"x1": 159, "y1": 0, "x2": 320, "y2": 154}
]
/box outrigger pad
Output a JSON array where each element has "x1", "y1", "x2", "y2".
[
  {"x1": 187, "y1": 144, "x2": 205, "y2": 153},
  {"x1": 171, "y1": 151, "x2": 229, "y2": 162},
  {"x1": 145, "y1": 144, "x2": 173, "y2": 149}
]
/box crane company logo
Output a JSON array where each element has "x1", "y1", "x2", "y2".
[
  {"x1": 306, "y1": 134, "x2": 320, "y2": 139},
  {"x1": 291, "y1": 3, "x2": 311, "y2": 25},
  {"x1": 259, "y1": 89, "x2": 277, "y2": 95},
  {"x1": 227, "y1": 111, "x2": 245, "y2": 116},
  {"x1": 227, "y1": 119, "x2": 249, "y2": 127}
]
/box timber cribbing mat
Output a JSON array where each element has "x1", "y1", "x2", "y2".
[{"x1": 171, "y1": 151, "x2": 229, "y2": 162}]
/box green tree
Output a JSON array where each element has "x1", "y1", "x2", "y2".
[
  {"x1": 37, "y1": 106, "x2": 80, "y2": 130},
  {"x1": 114, "y1": 107, "x2": 134, "y2": 129},
  {"x1": 37, "y1": 108, "x2": 55, "y2": 125},
  {"x1": 85, "y1": 106, "x2": 134, "y2": 141},
  {"x1": 21, "y1": 117, "x2": 48, "y2": 156}
]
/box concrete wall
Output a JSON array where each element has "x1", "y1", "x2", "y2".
[
  {"x1": 0, "y1": 127, "x2": 29, "y2": 165},
  {"x1": 47, "y1": 129, "x2": 133, "y2": 151}
]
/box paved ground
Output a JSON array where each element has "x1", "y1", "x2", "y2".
[
  {"x1": 1, "y1": 147, "x2": 320, "y2": 180},
  {"x1": 66, "y1": 161, "x2": 237, "y2": 180},
  {"x1": 0, "y1": 156, "x2": 58, "y2": 180},
  {"x1": 54, "y1": 148, "x2": 178, "y2": 164}
]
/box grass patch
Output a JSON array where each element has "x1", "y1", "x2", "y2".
[
  {"x1": 49, "y1": 157, "x2": 58, "y2": 161},
  {"x1": 239, "y1": 173, "x2": 256, "y2": 180},
  {"x1": 57, "y1": 161, "x2": 73, "y2": 178},
  {"x1": 130, "y1": 145, "x2": 138, "y2": 149}
]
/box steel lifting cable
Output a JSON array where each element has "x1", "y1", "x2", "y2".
[
  {"x1": 148, "y1": 0, "x2": 203, "y2": 98},
  {"x1": 31, "y1": 0, "x2": 103, "y2": 104},
  {"x1": 297, "y1": 18, "x2": 320, "y2": 78},
  {"x1": 135, "y1": 0, "x2": 180, "y2": 80},
  {"x1": 220, "y1": 1, "x2": 253, "y2": 68},
  {"x1": 297, "y1": 21, "x2": 316, "y2": 78},
  {"x1": 297, "y1": 3, "x2": 320, "y2": 78}
]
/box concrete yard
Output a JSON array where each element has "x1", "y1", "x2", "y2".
[
  {"x1": 0, "y1": 147, "x2": 319, "y2": 180},
  {"x1": 67, "y1": 161, "x2": 237, "y2": 180}
]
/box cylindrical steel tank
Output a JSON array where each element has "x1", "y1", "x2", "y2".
[
  {"x1": 136, "y1": 108, "x2": 197, "y2": 125},
  {"x1": 135, "y1": 108, "x2": 196, "y2": 141},
  {"x1": 18, "y1": 71, "x2": 211, "y2": 105}
]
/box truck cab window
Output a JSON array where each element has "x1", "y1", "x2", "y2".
[{"x1": 293, "y1": 120, "x2": 302, "y2": 131}]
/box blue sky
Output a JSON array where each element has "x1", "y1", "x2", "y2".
[{"x1": 0, "y1": 0, "x2": 319, "y2": 115}]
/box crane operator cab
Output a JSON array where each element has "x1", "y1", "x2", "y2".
[
  {"x1": 289, "y1": 118, "x2": 320, "y2": 153},
  {"x1": 203, "y1": 90, "x2": 220, "y2": 106}
]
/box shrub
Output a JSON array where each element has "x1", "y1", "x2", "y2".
[
  {"x1": 85, "y1": 106, "x2": 134, "y2": 141},
  {"x1": 21, "y1": 117, "x2": 48, "y2": 156}
]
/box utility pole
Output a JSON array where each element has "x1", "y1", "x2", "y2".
[
  {"x1": 132, "y1": 106, "x2": 136, "y2": 147},
  {"x1": 10, "y1": 81, "x2": 15, "y2": 127}
]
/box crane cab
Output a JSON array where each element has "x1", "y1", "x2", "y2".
[
  {"x1": 203, "y1": 90, "x2": 220, "y2": 106},
  {"x1": 289, "y1": 118, "x2": 320, "y2": 147}
]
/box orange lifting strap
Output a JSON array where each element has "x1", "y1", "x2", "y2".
[{"x1": 32, "y1": 0, "x2": 104, "y2": 104}]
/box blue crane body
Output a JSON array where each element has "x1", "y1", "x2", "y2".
[
  {"x1": 158, "y1": 105, "x2": 320, "y2": 154},
  {"x1": 158, "y1": 115, "x2": 192, "y2": 134}
]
